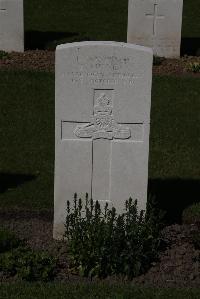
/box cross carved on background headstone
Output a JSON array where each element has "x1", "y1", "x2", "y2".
[{"x1": 145, "y1": 2, "x2": 165, "y2": 36}]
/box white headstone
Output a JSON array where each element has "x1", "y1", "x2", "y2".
[
  {"x1": 0, "y1": 0, "x2": 24, "y2": 52},
  {"x1": 54, "y1": 41, "x2": 153, "y2": 239},
  {"x1": 127, "y1": 0, "x2": 183, "y2": 58}
]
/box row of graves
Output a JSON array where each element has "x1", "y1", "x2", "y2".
[
  {"x1": 1, "y1": 0, "x2": 185, "y2": 239},
  {"x1": 0, "y1": 0, "x2": 183, "y2": 57}
]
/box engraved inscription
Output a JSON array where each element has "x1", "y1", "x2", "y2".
[
  {"x1": 77, "y1": 55, "x2": 134, "y2": 71},
  {"x1": 74, "y1": 92, "x2": 131, "y2": 140},
  {"x1": 69, "y1": 71, "x2": 136, "y2": 86},
  {"x1": 68, "y1": 55, "x2": 139, "y2": 86}
]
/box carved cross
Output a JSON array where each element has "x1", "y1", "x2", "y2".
[
  {"x1": 61, "y1": 90, "x2": 143, "y2": 202},
  {"x1": 145, "y1": 3, "x2": 165, "y2": 36}
]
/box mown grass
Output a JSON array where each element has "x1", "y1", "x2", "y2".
[
  {"x1": 1, "y1": 283, "x2": 200, "y2": 299},
  {"x1": 24, "y1": 0, "x2": 128, "y2": 44},
  {"x1": 23, "y1": 0, "x2": 199, "y2": 46},
  {"x1": 182, "y1": 0, "x2": 200, "y2": 38},
  {"x1": 150, "y1": 75, "x2": 200, "y2": 179},
  {"x1": 0, "y1": 70, "x2": 200, "y2": 210},
  {"x1": 0, "y1": 71, "x2": 54, "y2": 208}
]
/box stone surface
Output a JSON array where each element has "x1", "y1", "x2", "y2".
[
  {"x1": 54, "y1": 41, "x2": 153, "y2": 239},
  {"x1": 0, "y1": 0, "x2": 24, "y2": 52},
  {"x1": 127, "y1": 0, "x2": 183, "y2": 58}
]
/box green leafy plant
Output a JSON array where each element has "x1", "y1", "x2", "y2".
[
  {"x1": 0, "y1": 228, "x2": 22, "y2": 253},
  {"x1": 187, "y1": 62, "x2": 200, "y2": 73},
  {"x1": 0, "y1": 50, "x2": 10, "y2": 60},
  {"x1": 182, "y1": 203, "x2": 200, "y2": 224},
  {"x1": 0, "y1": 246, "x2": 57, "y2": 281},
  {"x1": 182, "y1": 204, "x2": 200, "y2": 250},
  {"x1": 65, "y1": 194, "x2": 161, "y2": 279}
]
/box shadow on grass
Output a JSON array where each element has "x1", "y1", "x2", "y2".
[
  {"x1": 181, "y1": 37, "x2": 200, "y2": 56},
  {"x1": 148, "y1": 178, "x2": 200, "y2": 225},
  {"x1": 25, "y1": 31, "x2": 91, "y2": 50},
  {"x1": 0, "y1": 173, "x2": 37, "y2": 194}
]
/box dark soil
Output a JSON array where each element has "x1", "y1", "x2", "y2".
[
  {"x1": 0, "y1": 208, "x2": 199, "y2": 287},
  {"x1": 0, "y1": 50, "x2": 200, "y2": 76},
  {"x1": 0, "y1": 51, "x2": 55, "y2": 72}
]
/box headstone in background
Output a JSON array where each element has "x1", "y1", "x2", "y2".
[
  {"x1": 127, "y1": 0, "x2": 183, "y2": 58},
  {"x1": 0, "y1": 0, "x2": 24, "y2": 52},
  {"x1": 54, "y1": 41, "x2": 153, "y2": 239}
]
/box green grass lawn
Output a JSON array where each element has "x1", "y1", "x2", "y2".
[
  {"x1": 1, "y1": 283, "x2": 200, "y2": 299},
  {"x1": 0, "y1": 70, "x2": 199, "y2": 213},
  {"x1": 150, "y1": 75, "x2": 200, "y2": 179},
  {"x1": 23, "y1": 0, "x2": 199, "y2": 47},
  {"x1": 0, "y1": 71, "x2": 54, "y2": 209}
]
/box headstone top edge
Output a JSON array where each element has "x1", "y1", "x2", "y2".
[
  {"x1": 56, "y1": 41, "x2": 153, "y2": 55},
  {"x1": 0, "y1": 0, "x2": 23, "y2": 3}
]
